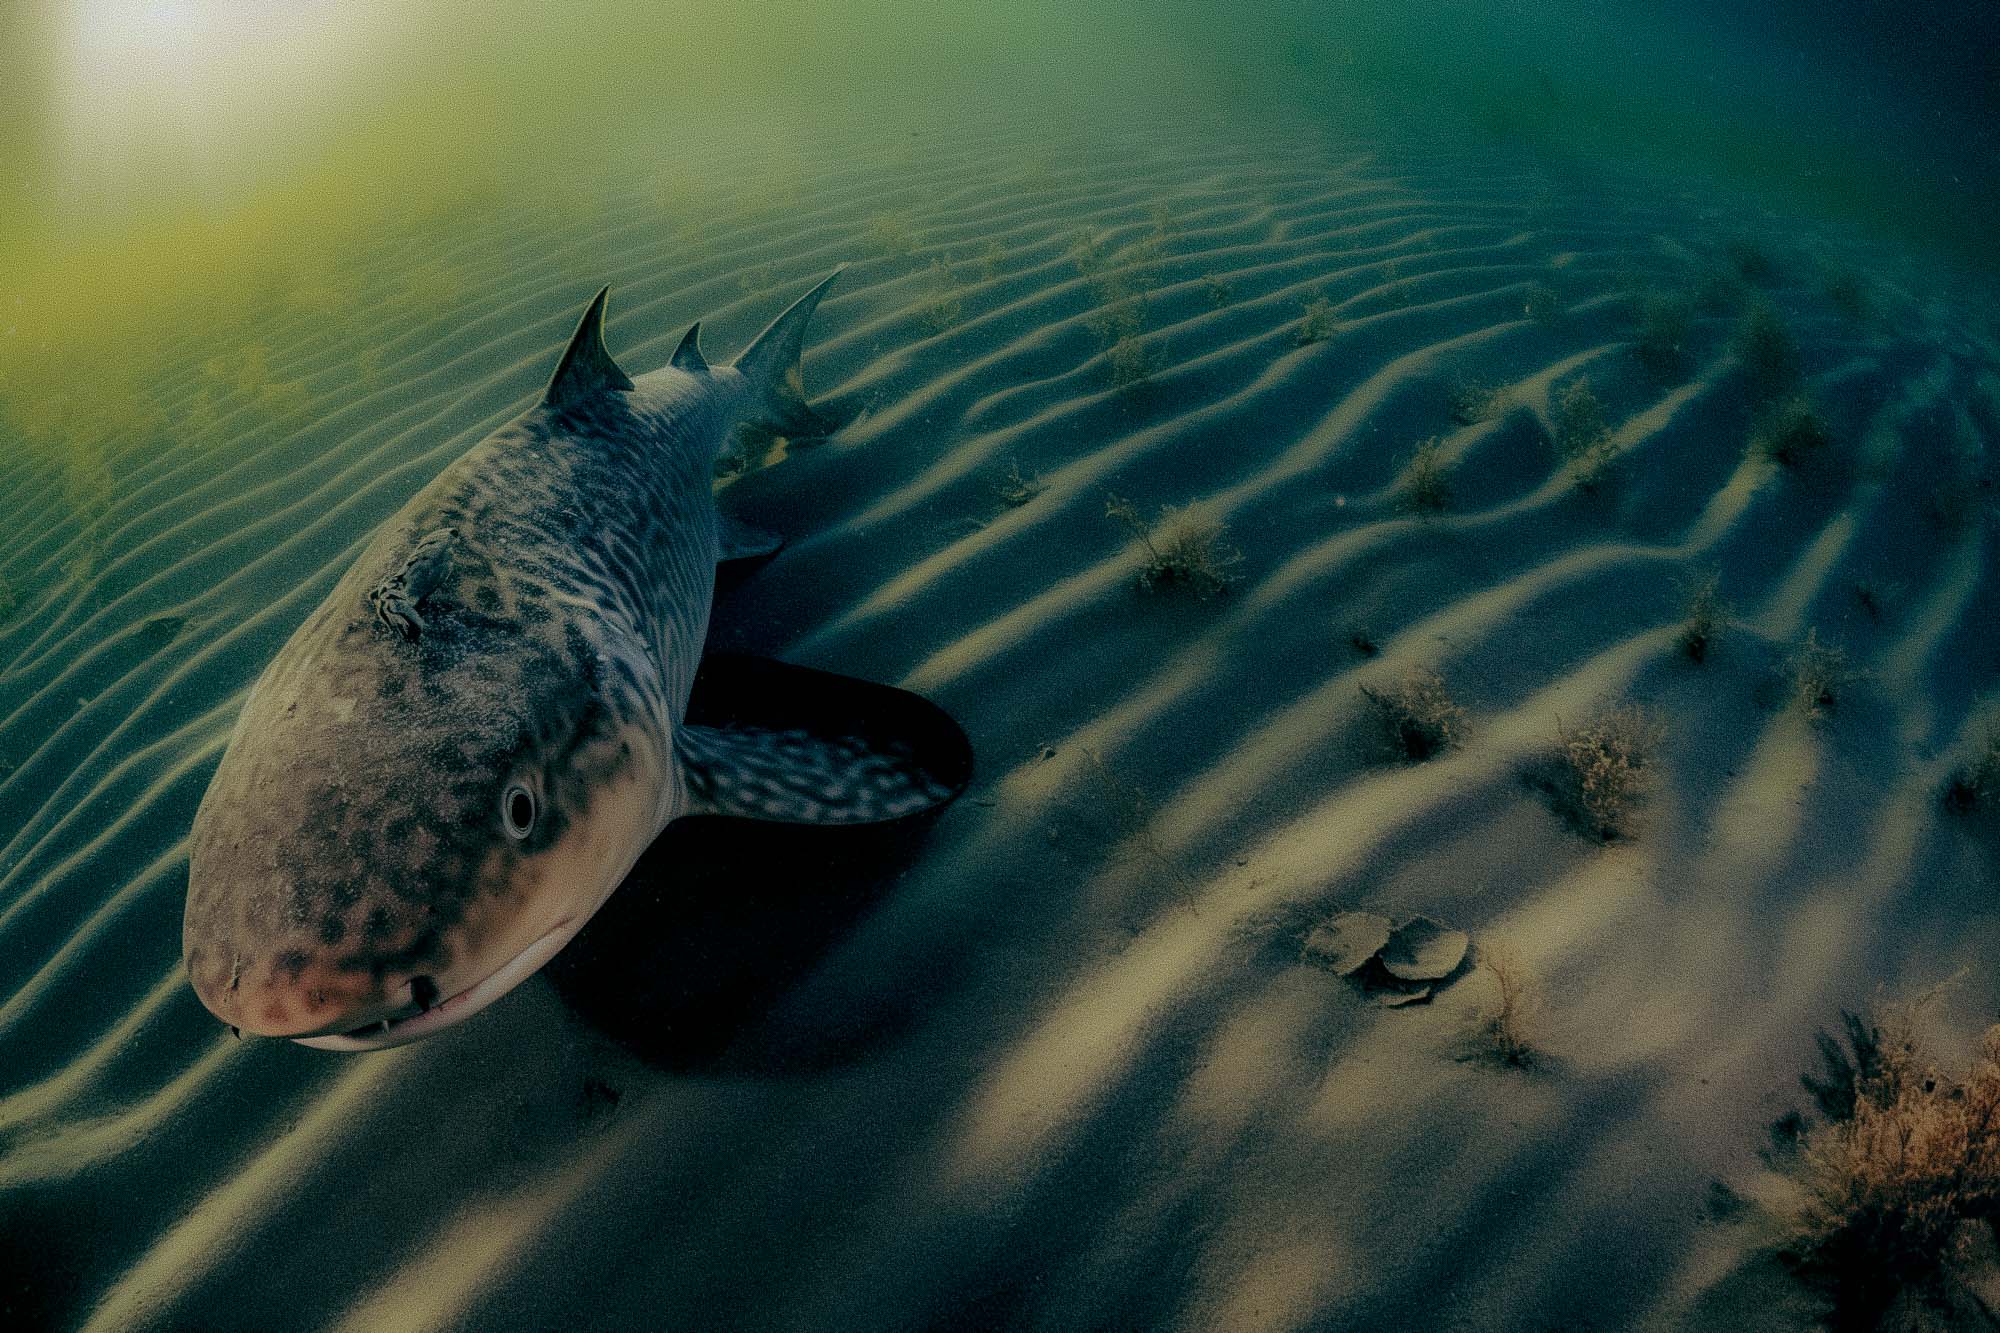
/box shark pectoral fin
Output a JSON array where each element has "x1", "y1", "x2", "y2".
[
  {"x1": 678, "y1": 723, "x2": 958, "y2": 823},
  {"x1": 677, "y1": 654, "x2": 972, "y2": 825},
  {"x1": 716, "y1": 513, "x2": 783, "y2": 563}
]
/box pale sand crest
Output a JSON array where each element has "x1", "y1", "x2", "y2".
[{"x1": 1, "y1": 124, "x2": 1997, "y2": 1330}]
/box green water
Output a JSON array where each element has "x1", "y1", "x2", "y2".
[
  {"x1": 2, "y1": 0, "x2": 1993, "y2": 696},
  {"x1": 4, "y1": 0, "x2": 1992, "y2": 324},
  {"x1": 2, "y1": 7, "x2": 1998, "y2": 1328}
]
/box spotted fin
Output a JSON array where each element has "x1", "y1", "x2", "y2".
[
  {"x1": 677, "y1": 654, "x2": 971, "y2": 824},
  {"x1": 678, "y1": 724, "x2": 958, "y2": 823},
  {"x1": 716, "y1": 512, "x2": 782, "y2": 563}
]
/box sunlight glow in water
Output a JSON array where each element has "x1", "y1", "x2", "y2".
[{"x1": 49, "y1": 0, "x2": 410, "y2": 210}]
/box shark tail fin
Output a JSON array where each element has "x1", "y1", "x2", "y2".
[{"x1": 732, "y1": 268, "x2": 841, "y2": 438}]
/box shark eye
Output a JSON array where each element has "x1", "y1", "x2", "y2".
[{"x1": 501, "y1": 783, "x2": 537, "y2": 840}]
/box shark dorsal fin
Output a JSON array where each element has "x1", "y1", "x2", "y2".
[
  {"x1": 543, "y1": 286, "x2": 634, "y2": 410},
  {"x1": 670, "y1": 322, "x2": 708, "y2": 373}
]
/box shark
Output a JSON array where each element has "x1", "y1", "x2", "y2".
[{"x1": 183, "y1": 272, "x2": 969, "y2": 1051}]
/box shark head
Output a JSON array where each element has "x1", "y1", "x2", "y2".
[
  {"x1": 178, "y1": 274, "x2": 941, "y2": 1053},
  {"x1": 183, "y1": 567, "x2": 672, "y2": 1051},
  {"x1": 183, "y1": 287, "x2": 690, "y2": 1052}
]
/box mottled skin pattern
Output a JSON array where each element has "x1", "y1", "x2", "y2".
[
  {"x1": 185, "y1": 294, "x2": 790, "y2": 1040},
  {"x1": 678, "y1": 724, "x2": 952, "y2": 823}
]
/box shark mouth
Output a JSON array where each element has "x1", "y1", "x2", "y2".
[{"x1": 292, "y1": 917, "x2": 578, "y2": 1052}]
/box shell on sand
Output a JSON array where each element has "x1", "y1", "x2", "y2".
[
  {"x1": 1375, "y1": 986, "x2": 1433, "y2": 1008},
  {"x1": 1301, "y1": 911, "x2": 1394, "y2": 975},
  {"x1": 1379, "y1": 916, "x2": 1469, "y2": 982}
]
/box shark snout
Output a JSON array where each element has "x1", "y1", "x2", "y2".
[
  {"x1": 291, "y1": 917, "x2": 582, "y2": 1051},
  {"x1": 184, "y1": 941, "x2": 430, "y2": 1040},
  {"x1": 185, "y1": 908, "x2": 585, "y2": 1049}
]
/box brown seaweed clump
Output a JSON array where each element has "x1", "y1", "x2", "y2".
[
  {"x1": 1554, "y1": 706, "x2": 1665, "y2": 840},
  {"x1": 1784, "y1": 1005, "x2": 2000, "y2": 1330},
  {"x1": 1360, "y1": 667, "x2": 1466, "y2": 762}
]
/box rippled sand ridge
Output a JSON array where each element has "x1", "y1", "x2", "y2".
[{"x1": 2, "y1": 121, "x2": 1998, "y2": 1330}]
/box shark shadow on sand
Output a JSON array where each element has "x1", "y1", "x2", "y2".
[{"x1": 544, "y1": 653, "x2": 971, "y2": 1073}]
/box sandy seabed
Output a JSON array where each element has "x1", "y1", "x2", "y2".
[{"x1": 2, "y1": 120, "x2": 1998, "y2": 1331}]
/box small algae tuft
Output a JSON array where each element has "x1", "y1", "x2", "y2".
[
  {"x1": 1105, "y1": 493, "x2": 1242, "y2": 597},
  {"x1": 1067, "y1": 225, "x2": 1111, "y2": 276},
  {"x1": 1553, "y1": 705, "x2": 1665, "y2": 840},
  {"x1": 1786, "y1": 629, "x2": 1851, "y2": 722},
  {"x1": 864, "y1": 212, "x2": 922, "y2": 260},
  {"x1": 1294, "y1": 295, "x2": 1338, "y2": 346},
  {"x1": 1942, "y1": 704, "x2": 2000, "y2": 815},
  {"x1": 1446, "y1": 376, "x2": 1508, "y2": 426},
  {"x1": 1676, "y1": 569, "x2": 1729, "y2": 663},
  {"x1": 991, "y1": 458, "x2": 1045, "y2": 509},
  {"x1": 1473, "y1": 951, "x2": 1542, "y2": 1069},
  {"x1": 1751, "y1": 394, "x2": 1830, "y2": 468},
  {"x1": 1360, "y1": 667, "x2": 1466, "y2": 762},
  {"x1": 1080, "y1": 747, "x2": 1199, "y2": 899},
  {"x1": 1103, "y1": 335, "x2": 1159, "y2": 391},
  {"x1": 1087, "y1": 295, "x2": 1149, "y2": 349},
  {"x1": 918, "y1": 258, "x2": 966, "y2": 333},
  {"x1": 1522, "y1": 281, "x2": 1560, "y2": 323},
  {"x1": 1400, "y1": 437, "x2": 1451, "y2": 514},
  {"x1": 1550, "y1": 377, "x2": 1615, "y2": 489},
  {"x1": 1735, "y1": 301, "x2": 1801, "y2": 402}
]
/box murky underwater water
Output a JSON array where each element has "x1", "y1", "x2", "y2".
[{"x1": 1, "y1": 3, "x2": 1997, "y2": 1330}]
